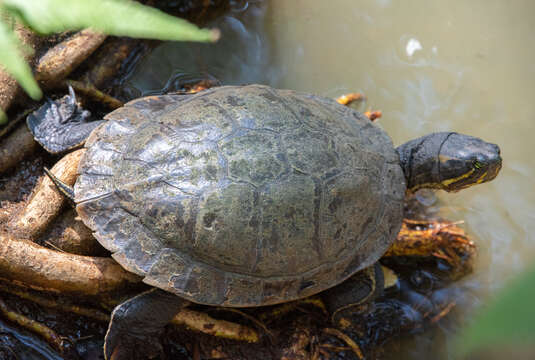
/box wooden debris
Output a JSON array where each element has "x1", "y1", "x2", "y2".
[
  {"x1": 384, "y1": 219, "x2": 476, "y2": 280},
  {"x1": 335, "y1": 93, "x2": 365, "y2": 106},
  {"x1": 0, "y1": 279, "x2": 258, "y2": 343},
  {"x1": 363, "y1": 110, "x2": 382, "y2": 121},
  {"x1": 281, "y1": 326, "x2": 311, "y2": 360}
]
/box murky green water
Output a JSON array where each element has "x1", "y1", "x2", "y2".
[{"x1": 126, "y1": 0, "x2": 535, "y2": 357}]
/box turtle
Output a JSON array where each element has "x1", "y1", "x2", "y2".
[{"x1": 27, "y1": 84, "x2": 502, "y2": 359}]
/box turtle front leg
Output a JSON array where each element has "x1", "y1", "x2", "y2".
[{"x1": 105, "y1": 289, "x2": 190, "y2": 360}]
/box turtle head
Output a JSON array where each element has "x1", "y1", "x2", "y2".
[{"x1": 397, "y1": 132, "x2": 502, "y2": 193}]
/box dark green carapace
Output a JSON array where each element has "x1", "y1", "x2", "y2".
[{"x1": 76, "y1": 85, "x2": 407, "y2": 306}]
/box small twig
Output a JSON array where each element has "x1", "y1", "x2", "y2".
[
  {"x1": 0, "y1": 296, "x2": 66, "y2": 352},
  {"x1": 44, "y1": 241, "x2": 67, "y2": 253},
  {"x1": 66, "y1": 79, "x2": 123, "y2": 110},
  {"x1": 171, "y1": 308, "x2": 259, "y2": 343},
  {"x1": 431, "y1": 301, "x2": 456, "y2": 323},
  {"x1": 210, "y1": 308, "x2": 273, "y2": 339},
  {"x1": 0, "y1": 280, "x2": 109, "y2": 322},
  {"x1": 0, "y1": 108, "x2": 36, "y2": 140},
  {"x1": 319, "y1": 343, "x2": 351, "y2": 352},
  {"x1": 322, "y1": 328, "x2": 364, "y2": 360}
]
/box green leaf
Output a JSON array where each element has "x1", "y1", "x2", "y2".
[
  {"x1": 3, "y1": 0, "x2": 219, "y2": 42},
  {"x1": 457, "y1": 264, "x2": 535, "y2": 356},
  {"x1": 0, "y1": 18, "x2": 42, "y2": 99}
]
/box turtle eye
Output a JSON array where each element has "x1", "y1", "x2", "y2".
[{"x1": 473, "y1": 160, "x2": 483, "y2": 169}]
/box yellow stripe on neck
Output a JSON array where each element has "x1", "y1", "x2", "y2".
[
  {"x1": 441, "y1": 168, "x2": 475, "y2": 186},
  {"x1": 476, "y1": 171, "x2": 488, "y2": 184}
]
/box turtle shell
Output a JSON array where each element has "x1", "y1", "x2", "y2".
[{"x1": 75, "y1": 85, "x2": 406, "y2": 307}]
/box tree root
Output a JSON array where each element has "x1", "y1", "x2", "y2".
[
  {"x1": 0, "y1": 233, "x2": 141, "y2": 296},
  {"x1": 0, "y1": 125, "x2": 39, "y2": 174},
  {"x1": 35, "y1": 30, "x2": 107, "y2": 88},
  {"x1": 0, "y1": 280, "x2": 109, "y2": 323},
  {"x1": 40, "y1": 208, "x2": 105, "y2": 256},
  {"x1": 322, "y1": 328, "x2": 364, "y2": 360},
  {"x1": 0, "y1": 296, "x2": 67, "y2": 353},
  {"x1": 173, "y1": 309, "x2": 259, "y2": 342},
  {"x1": 9, "y1": 149, "x2": 85, "y2": 239},
  {"x1": 0, "y1": 24, "x2": 42, "y2": 114},
  {"x1": 384, "y1": 219, "x2": 476, "y2": 280},
  {"x1": 208, "y1": 308, "x2": 273, "y2": 339},
  {"x1": 0, "y1": 280, "x2": 259, "y2": 343}
]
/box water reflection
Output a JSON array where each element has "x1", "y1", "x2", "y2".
[
  {"x1": 125, "y1": 1, "x2": 276, "y2": 95},
  {"x1": 125, "y1": 0, "x2": 535, "y2": 358}
]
